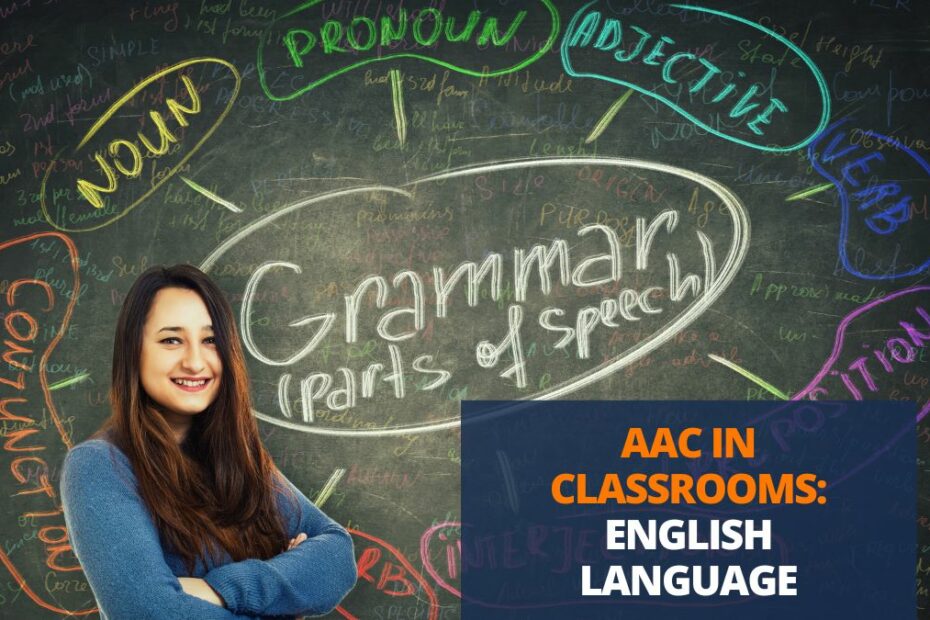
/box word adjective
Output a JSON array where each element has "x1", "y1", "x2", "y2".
[{"x1": 560, "y1": 4, "x2": 828, "y2": 151}]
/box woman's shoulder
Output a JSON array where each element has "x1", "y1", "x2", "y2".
[
  {"x1": 62, "y1": 435, "x2": 136, "y2": 488},
  {"x1": 67, "y1": 433, "x2": 124, "y2": 458}
]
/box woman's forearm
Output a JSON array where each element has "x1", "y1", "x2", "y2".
[{"x1": 179, "y1": 535, "x2": 305, "y2": 608}]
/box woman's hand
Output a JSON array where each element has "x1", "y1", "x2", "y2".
[
  {"x1": 286, "y1": 533, "x2": 308, "y2": 551},
  {"x1": 178, "y1": 577, "x2": 225, "y2": 607}
]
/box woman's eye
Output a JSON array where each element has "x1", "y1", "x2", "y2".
[
  {"x1": 160, "y1": 337, "x2": 181, "y2": 345},
  {"x1": 204, "y1": 337, "x2": 216, "y2": 345}
]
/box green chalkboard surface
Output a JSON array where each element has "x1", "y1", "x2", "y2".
[{"x1": 1, "y1": 0, "x2": 928, "y2": 617}]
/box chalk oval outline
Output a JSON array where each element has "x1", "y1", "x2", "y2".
[
  {"x1": 560, "y1": 2, "x2": 831, "y2": 153},
  {"x1": 808, "y1": 118, "x2": 930, "y2": 280},
  {"x1": 734, "y1": 287, "x2": 929, "y2": 491},
  {"x1": 39, "y1": 57, "x2": 241, "y2": 233},
  {"x1": 343, "y1": 528, "x2": 440, "y2": 620},
  {"x1": 792, "y1": 284, "x2": 930, "y2": 418},
  {"x1": 0, "y1": 232, "x2": 94, "y2": 616},
  {"x1": 257, "y1": 0, "x2": 560, "y2": 102},
  {"x1": 200, "y1": 156, "x2": 749, "y2": 436}
]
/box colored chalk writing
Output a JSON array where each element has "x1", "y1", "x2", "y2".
[
  {"x1": 808, "y1": 117, "x2": 930, "y2": 280},
  {"x1": 560, "y1": 2, "x2": 830, "y2": 151},
  {"x1": 258, "y1": 0, "x2": 560, "y2": 102},
  {"x1": 39, "y1": 58, "x2": 240, "y2": 233},
  {"x1": 1, "y1": 0, "x2": 928, "y2": 617}
]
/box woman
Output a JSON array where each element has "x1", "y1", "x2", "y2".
[{"x1": 61, "y1": 265, "x2": 357, "y2": 619}]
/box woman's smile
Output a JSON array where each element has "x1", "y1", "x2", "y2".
[{"x1": 171, "y1": 377, "x2": 213, "y2": 392}]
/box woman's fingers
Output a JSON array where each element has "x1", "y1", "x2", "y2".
[{"x1": 287, "y1": 533, "x2": 308, "y2": 550}]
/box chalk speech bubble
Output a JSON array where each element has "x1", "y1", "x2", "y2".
[
  {"x1": 420, "y1": 522, "x2": 462, "y2": 599},
  {"x1": 339, "y1": 528, "x2": 439, "y2": 620},
  {"x1": 560, "y1": 2, "x2": 830, "y2": 152},
  {"x1": 0, "y1": 232, "x2": 93, "y2": 616},
  {"x1": 201, "y1": 157, "x2": 748, "y2": 436},
  {"x1": 808, "y1": 118, "x2": 930, "y2": 280},
  {"x1": 737, "y1": 286, "x2": 929, "y2": 493},
  {"x1": 39, "y1": 58, "x2": 240, "y2": 233},
  {"x1": 792, "y1": 285, "x2": 930, "y2": 421},
  {"x1": 257, "y1": 0, "x2": 560, "y2": 101}
]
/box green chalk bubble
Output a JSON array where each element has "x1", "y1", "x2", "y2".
[{"x1": 258, "y1": 0, "x2": 560, "y2": 102}]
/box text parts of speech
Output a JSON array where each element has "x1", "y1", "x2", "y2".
[
  {"x1": 560, "y1": 2, "x2": 830, "y2": 152},
  {"x1": 808, "y1": 117, "x2": 930, "y2": 280},
  {"x1": 200, "y1": 158, "x2": 749, "y2": 437},
  {"x1": 40, "y1": 58, "x2": 241, "y2": 233},
  {"x1": 257, "y1": 0, "x2": 560, "y2": 101}
]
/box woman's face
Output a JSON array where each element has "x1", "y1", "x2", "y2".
[{"x1": 140, "y1": 287, "x2": 222, "y2": 437}]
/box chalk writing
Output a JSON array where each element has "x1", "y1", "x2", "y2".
[
  {"x1": 201, "y1": 157, "x2": 748, "y2": 436},
  {"x1": 0, "y1": 232, "x2": 93, "y2": 616},
  {"x1": 258, "y1": 0, "x2": 560, "y2": 101},
  {"x1": 338, "y1": 528, "x2": 440, "y2": 620},
  {"x1": 560, "y1": 2, "x2": 830, "y2": 151},
  {"x1": 39, "y1": 58, "x2": 241, "y2": 233},
  {"x1": 794, "y1": 285, "x2": 930, "y2": 421},
  {"x1": 808, "y1": 117, "x2": 930, "y2": 280}
]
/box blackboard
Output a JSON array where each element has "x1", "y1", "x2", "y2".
[{"x1": 1, "y1": 0, "x2": 928, "y2": 617}]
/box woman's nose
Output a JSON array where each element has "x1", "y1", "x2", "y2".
[{"x1": 181, "y1": 343, "x2": 206, "y2": 372}]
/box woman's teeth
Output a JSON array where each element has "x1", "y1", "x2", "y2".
[{"x1": 172, "y1": 379, "x2": 208, "y2": 387}]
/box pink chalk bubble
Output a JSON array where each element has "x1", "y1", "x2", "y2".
[{"x1": 791, "y1": 284, "x2": 930, "y2": 422}]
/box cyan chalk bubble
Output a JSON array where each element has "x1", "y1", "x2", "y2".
[{"x1": 560, "y1": 2, "x2": 830, "y2": 152}]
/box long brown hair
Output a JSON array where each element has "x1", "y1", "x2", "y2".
[{"x1": 97, "y1": 264, "x2": 290, "y2": 573}]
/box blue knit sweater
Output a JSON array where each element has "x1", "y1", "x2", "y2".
[{"x1": 60, "y1": 439, "x2": 357, "y2": 620}]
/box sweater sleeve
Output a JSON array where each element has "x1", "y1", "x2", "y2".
[
  {"x1": 202, "y1": 472, "x2": 357, "y2": 617},
  {"x1": 60, "y1": 442, "x2": 250, "y2": 620}
]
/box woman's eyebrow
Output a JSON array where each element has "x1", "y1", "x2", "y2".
[{"x1": 156, "y1": 325, "x2": 213, "y2": 333}]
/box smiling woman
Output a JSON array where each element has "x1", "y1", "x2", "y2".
[
  {"x1": 140, "y1": 287, "x2": 223, "y2": 442},
  {"x1": 60, "y1": 264, "x2": 357, "y2": 619}
]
